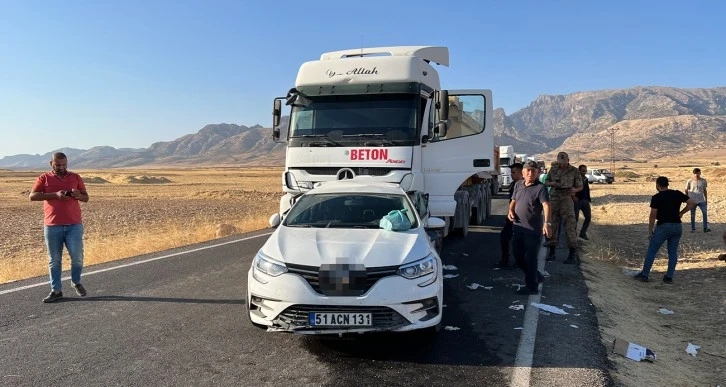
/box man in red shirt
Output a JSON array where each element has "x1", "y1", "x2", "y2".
[{"x1": 30, "y1": 152, "x2": 90, "y2": 303}]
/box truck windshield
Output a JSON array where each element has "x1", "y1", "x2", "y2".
[
  {"x1": 283, "y1": 193, "x2": 418, "y2": 229},
  {"x1": 500, "y1": 158, "x2": 511, "y2": 166},
  {"x1": 288, "y1": 93, "x2": 419, "y2": 146}
]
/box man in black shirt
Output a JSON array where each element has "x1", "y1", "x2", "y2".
[
  {"x1": 635, "y1": 176, "x2": 695, "y2": 283},
  {"x1": 508, "y1": 160, "x2": 552, "y2": 294},
  {"x1": 498, "y1": 162, "x2": 523, "y2": 268},
  {"x1": 575, "y1": 165, "x2": 592, "y2": 240}
]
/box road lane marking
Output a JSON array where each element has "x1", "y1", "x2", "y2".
[
  {"x1": 0, "y1": 232, "x2": 273, "y2": 296},
  {"x1": 510, "y1": 239, "x2": 547, "y2": 387}
]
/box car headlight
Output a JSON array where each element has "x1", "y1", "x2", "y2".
[
  {"x1": 252, "y1": 252, "x2": 288, "y2": 283},
  {"x1": 397, "y1": 255, "x2": 436, "y2": 279}
]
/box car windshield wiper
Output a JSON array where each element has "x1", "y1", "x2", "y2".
[
  {"x1": 341, "y1": 133, "x2": 395, "y2": 146},
  {"x1": 294, "y1": 134, "x2": 342, "y2": 146}
]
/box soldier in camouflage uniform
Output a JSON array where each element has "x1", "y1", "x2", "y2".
[{"x1": 544, "y1": 152, "x2": 583, "y2": 264}]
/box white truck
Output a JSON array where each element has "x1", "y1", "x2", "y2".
[
  {"x1": 498, "y1": 145, "x2": 517, "y2": 190},
  {"x1": 270, "y1": 46, "x2": 496, "y2": 247}
]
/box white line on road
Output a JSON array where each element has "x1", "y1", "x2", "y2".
[
  {"x1": 510, "y1": 239, "x2": 548, "y2": 387},
  {"x1": 0, "y1": 232, "x2": 273, "y2": 296}
]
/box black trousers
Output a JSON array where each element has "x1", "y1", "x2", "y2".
[
  {"x1": 499, "y1": 220, "x2": 513, "y2": 261},
  {"x1": 512, "y1": 231, "x2": 541, "y2": 291}
]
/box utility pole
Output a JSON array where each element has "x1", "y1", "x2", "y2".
[{"x1": 605, "y1": 127, "x2": 619, "y2": 170}]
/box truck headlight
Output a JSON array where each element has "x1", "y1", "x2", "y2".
[
  {"x1": 252, "y1": 252, "x2": 288, "y2": 283},
  {"x1": 397, "y1": 255, "x2": 437, "y2": 280}
]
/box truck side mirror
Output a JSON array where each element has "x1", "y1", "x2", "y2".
[
  {"x1": 436, "y1": 90, "x2": 449, "y2": 122},
  {"x1": 272, "y1": 98, "x2": 282, "y2": 141}
]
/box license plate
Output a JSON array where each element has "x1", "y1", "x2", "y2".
[{"x1": 309, "y1": 312, "x2": 372, "y2": 327}]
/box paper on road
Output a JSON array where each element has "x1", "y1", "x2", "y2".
[{"x1": 530, "y1": 302, "x2": 569, "y2": 315}]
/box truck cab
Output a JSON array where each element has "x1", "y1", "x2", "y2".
[{"x1": 272, "y1": 46, "x2": 495, "y2": 240}]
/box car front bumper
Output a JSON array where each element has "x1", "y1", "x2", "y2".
[{"x1": 247, "y1": 268, "x2": 443, "y2": 334}]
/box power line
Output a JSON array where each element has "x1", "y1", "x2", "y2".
[{"x1": 605, "y1": 128, "x2": 619, "y2": 171}]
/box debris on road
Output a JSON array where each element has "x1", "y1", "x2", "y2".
[
  {"x1": 622, "y1": 268, "x2": 640, "y2": 276},
  {"x1": 612, "y1": 337, "x2": 656, "y2": 362},
  {"x1": 658, "y1": 308, "x2": 674, "y2": 315},
  {"x1": 442, "y1": 265, "x2": 458, "y2": 270},
  {"x1": 514, "y1": 327, "x2": 523, "y2": 330},
  {"x1": 444, "y1": 326, "x2": 460, "y2": 331},
  {"x1": 570, "y1": 325, "x2": 579, "y2": 328},
  {"x1": 686, "y1": 343, "x2": 701, "y2": 357},
  {"x1": 443, "y1": 274, "x2": 459, "y2": 279},
  {"x1": 530, "y1": 302, "x2": 569, "y2": 315},
  {"x1": 509, "y1": 304, "x2": 524, "y2": 311},
  {"x1": 483, "y1": 286, "x2": 493, "y2": 290},
  {"x1": 466, "y1": 283, "x2": 482, "y2": 290},
  {"x1": 563, "y1": 304, "x2": 575, "y2": 309}
]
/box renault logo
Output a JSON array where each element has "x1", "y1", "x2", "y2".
[{"x1": 337, "y1": 168, "x2": 355, "y2": 180}]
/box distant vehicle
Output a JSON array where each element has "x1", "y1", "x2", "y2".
[
  {"x1": 247, "y1": 180, "x2": 445, "y2": 335},
  {"x1": 586, "y1": 168, "x2": 614, "y2": 184}
]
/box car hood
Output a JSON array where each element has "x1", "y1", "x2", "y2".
[{"x1": 261, "y1": 227, "x2": 431, "y2": 268}]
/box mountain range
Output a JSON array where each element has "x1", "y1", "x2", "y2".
[{"x1": 2, "y1": 86, "x2": 725, "y2": 169}]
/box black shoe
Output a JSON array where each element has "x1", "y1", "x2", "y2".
[
  {"x1": 633, "y1": 272, "x2": 649, "y2": 282},
  {"x1": 516, "y1": 287, "x2": 538, "y2": 295},
  {"x1": 579, "y1": 233, "x2": 589, "y2": 240},
  {"x1": 43, "y1": 291, "x2": 63, "y2": 303},
  {"x1": 662, "y1": 276, "x2": 673, "y2": 284},
  {"x1": 545, "y1": 246, "x2": 556, "y2": 261},
  {"x1": 564, "y1": 248, "x2": 580, "y2": 264},
  {"x1": 704, "y1": 228, "x2": 711, "y2": 233},
  {"x1": 72, "y1": 283, "x2": 87, "y2": 297}
]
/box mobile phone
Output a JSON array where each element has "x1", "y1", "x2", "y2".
[{"x1": 64, "y1": 190, "x2": 73, "y2": 197}]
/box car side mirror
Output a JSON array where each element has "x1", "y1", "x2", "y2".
[
  {"x1": 269, "y1": 213, "x2": 281, "y2": 228},
  {"x1": 425, "y1": 217, "x2": 446, "y2": 229}
]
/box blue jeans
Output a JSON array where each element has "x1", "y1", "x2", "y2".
[
  {"x1": 44, "y1": 224, "x2": 84, "y2": 291},
  {"x1": 512, "y1": 231, "x2": 541, "y2": 291},
  {"x1": 642, "y1": 223, "x2": 682, "y2": 279},
  {"x1": 690, "y1": 202, "x2": 708, "y2": 231}
]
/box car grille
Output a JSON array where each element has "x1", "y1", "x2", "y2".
[
  {"x1": 287, "y1": 263, "x2": 399, "y2": 297},
  {"x1": 277, "y1": 304, "x2": 408, "y2": 329}
]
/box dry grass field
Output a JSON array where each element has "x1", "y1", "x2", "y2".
[
  {"x1": 578, "y1": 160, "x2": 726, "y2": 386},
  {"x1": 0, "y1": 167, "x2": 283, "y2": 285},
  {"x1": 2, "y1": 161, "x2": 724, "y2": 385}
]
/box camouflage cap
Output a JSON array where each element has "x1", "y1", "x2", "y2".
[{"x1": 522, "y1": 160, "x2": 539, "y2": 170}]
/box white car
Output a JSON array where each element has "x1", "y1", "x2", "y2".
[
  {"x1": 586, "y1": 168, "x2": 614, "y2": 184},
  {"x1": 247, "y1": 180, "x2": 446, "y2": 335}
]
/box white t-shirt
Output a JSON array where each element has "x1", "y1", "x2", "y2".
[{"x1": 685, "y1": 178, "x2": 707, "y2": 204}]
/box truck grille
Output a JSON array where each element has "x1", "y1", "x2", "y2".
[
  {"x1": 287, "y1": 263, "x2": 399, "y2": 297},
  {"x1": 300, "y1": 167, "x2": 395, "y2": 176},
  {"x1": 277, "y1": 305, "x2": 408, "y2": 329}
]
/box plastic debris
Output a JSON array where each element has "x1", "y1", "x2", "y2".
[
  {"x1": 686, "y1": 343, "x2": 700, "y2": 357},
  {"x1": 509, "y1": 304, "x2": 524, "y2": 311},
  {"x1": 514, "y1": 327, "x2": 523, "y2": 330},
  {"x1": 443, "y1": 274, "x2": 459, "y2": 279},
  {"x1": 462, "y1": 253, "x2": 469, "y2": 257},
  {"x1": 563, "y1": 304, "x2": 575, "y2": 309},
  {"x1": 570, "y1": 325, "x2": 579, "y2": 328},
  {"x1": 444, "y1": 326, "x2": 460, "y2": 331},
  {"x1": 658, "y1": 308, "x2": 674, "y2": 315},
  {"x1": 442, "y1": 265, "x2": 458, "y2": 270},
  {"x1": 493, "y1": 267, "x2": 501, "y2": 271},
  {"x1": 466, "y1": 283, "x2": 483, "y2": 290},
  {"x1": 483, "y1": 286, "x2": 493, "y2": 290},
  {"x1": 530, "y1": 302, "x2": 569, "y2": 315}
]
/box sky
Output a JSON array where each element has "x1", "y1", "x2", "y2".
[{"x1": 1, "y1": 0, "x2": 724, "y2": 158}]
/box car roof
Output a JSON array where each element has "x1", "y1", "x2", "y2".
[{"x1": 305, "y1": 180, "x2": 406, "y2": 195}]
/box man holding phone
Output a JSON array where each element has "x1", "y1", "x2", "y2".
[{"x1": 30, "y1": 152, "x2": 90, "y2": 303}]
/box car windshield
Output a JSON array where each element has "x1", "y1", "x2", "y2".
[
  {"x1": 283, "y1": 192, "x2": 418, "y2": 229},
  {"x1": 288, "y1": 93, "x2": 419, "y2": 146}
]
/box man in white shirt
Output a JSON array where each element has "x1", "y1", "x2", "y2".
[{"x1": 685, "y1": 168, "x2": 710, "y2": 233}]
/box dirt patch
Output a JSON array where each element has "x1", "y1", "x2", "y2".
[
  {"x1": 581, "y1": 163, "x2": 726, "y2": 386},
  {"x1": 102, "y1": 174, "x2": 172, "y2": 184},
  {"x1": 84, "y1": 176, "x2": 110, "y2": 184}
]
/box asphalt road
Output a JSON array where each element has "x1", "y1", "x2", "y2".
[{"x1": 0, "y1": 195, "x2": 614, "y2": 387}]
